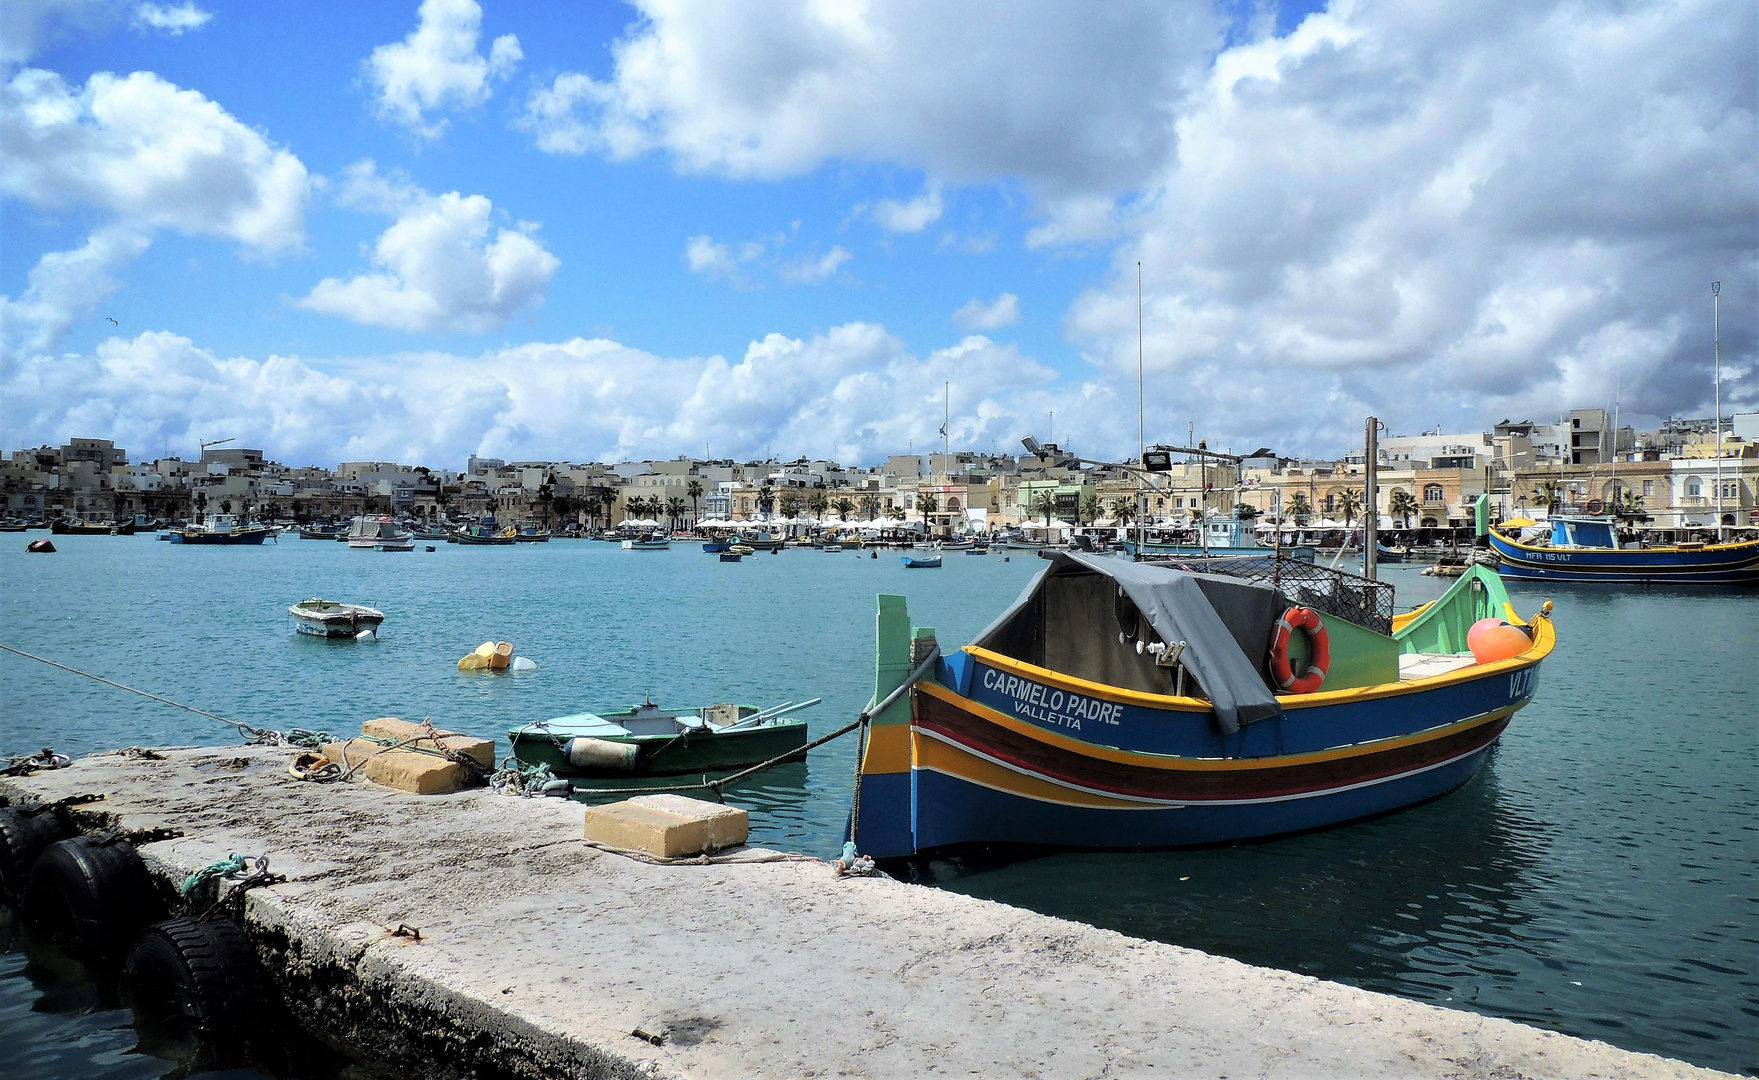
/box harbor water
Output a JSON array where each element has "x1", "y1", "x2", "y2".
[{"x1": 2, "y1": 535, "x2": 1754, "y2": 1076}]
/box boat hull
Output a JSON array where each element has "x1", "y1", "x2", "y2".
[
  {"x1": 1124, "y1": 541, "x2": 1317, "y2": 562},
  {"x1": 510, "y1": 720, "x2": 808, "y2": 779},
  {"x1": 1487, "y1": 531, "x2": 1759, "y2": 584},
  {"x1": 170, "y1": 527, "x2": 272, "y2": 544}
]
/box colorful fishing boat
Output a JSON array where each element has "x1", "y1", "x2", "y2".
[
  {"x1": 1487, "y1": 515, "x2": 1759, "y2": 585},
  {"x1": 850, "y1": 551, "x2": 1554, "y2": 858},
  {"x1": 509, "y1": 699, "x2": 815, "y2": 779},
  {"x1": 168, "y1": 515, "x2": 274, "y2": 545},
  {"x1": 348, "y1": 516, "x2": 414, "y2": 550}
]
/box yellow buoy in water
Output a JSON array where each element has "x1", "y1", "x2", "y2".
[{"x1": 458, "y1": 652, "x2": 489, "y2": 670}]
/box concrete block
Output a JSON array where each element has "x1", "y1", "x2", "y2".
[
  {"x1": 359, "y1": 716, "x2": 495, "y2": 770},
  {"x1": 321, "y1": 738, "x2": 479, "y2": 795},
  {"x1": 583, "y1": 794, "x2": 749, "y2": 858}
]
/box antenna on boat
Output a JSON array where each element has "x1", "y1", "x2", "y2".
[
  {"x1": 1712, "y1": 281, "x2": 1723, "y2": 541},
  {"x1": 1137, "y1": 262, "x2": 1147, "y2": 558}
]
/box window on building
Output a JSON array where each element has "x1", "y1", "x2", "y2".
[
  {"x1": 1685, "y1": 478, "x2": 1701, "y2": 497},
  {"x1": 947, "y1": 497, "x2": 961, "y2": 511},
  {"x1": 1642, "y1": 480, "x2": 1653, "y2": 497},
  {"x1": 1423, "y1": 484, "x2": 1445, "y2": 502},
  {"x1": 1722, "y1": 482, "x2": 1740, "y2": 499}
]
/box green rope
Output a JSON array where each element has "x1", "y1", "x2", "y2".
[{"x1": 181, "y1": 853, "x2": 251, "y2": 901}]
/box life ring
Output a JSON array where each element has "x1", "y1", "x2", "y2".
[
  {"x1": 22, "y1": 836, "x2": 163, "y2": 964},
  {"x1": 1269, "y1": 606, "x2": 1330, "y2": 695},
  {"x1": 1586, "y1": 498, "x2": 1605, "y2": 514}
]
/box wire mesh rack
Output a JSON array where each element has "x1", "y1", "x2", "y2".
[{"x1": 1145, "y1": 552, "x2": 1396, "y2": 635}]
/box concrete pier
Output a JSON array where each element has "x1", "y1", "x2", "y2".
[{"x1": 1, "y1": 745, "x2": 1729, "y2": 1080}]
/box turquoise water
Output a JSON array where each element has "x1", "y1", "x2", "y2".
[{"x1": 3, "y1": 535, "x2": 1755, "y2": 1075}]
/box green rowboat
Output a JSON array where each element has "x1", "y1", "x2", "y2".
[{"x1": 508, "y1": 699, "x2": 813, "y2": 779}]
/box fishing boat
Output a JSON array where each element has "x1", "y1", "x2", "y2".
[
  {"x1": 1123, "y1": 507, "x2": 1315, "y2": 562},
  {"x1": 901, "y1": 553, "x2": 942, "y2": 568},
  {"x1": 347, "y1": 516, "x2": 414, "y2": 550},
  {"x1": 735, "y1": 530, "x2": 786, "y2": 552},
  {"x1": 412, "y1": 526, "x2": 450, "y2": 541},
  {"x1": 621, "y1": 532, "x2": 671, "y2": 550},
  {"x1": 509, "y1": 699, "x2": 816, "y2": 779},
  {"x1": 822, "y1": 542, "x2": 844, "y2": 553},
  {"x1": 450, "y1": 524, "x2": 517, "y2": 545},
  {"x1": 288, "y1": 598, "x2": 385, "y2": 638},
  {"x1": 849, "y1": 547, "x2": 1555, "y2": 858},
  {"x1": 967, "y1": 545, "x2": 990, "y2": 555},
  {"x1": 0, "y1": 521, "x2": 27, "y2": 532},
  {"x1": 729, "y1": 544, "x2": 756, "y2": 556},
  {"x1": 299, "y1": 524, "x2": 343, "y2": 539},
  {"x1": 702, "y1": 540, "x2": 732, "y2": 553},
  {"x1": 719, "y1": 551, "x2": 743, "y2": 562},
  {"x1": 52, "y1": 518, "x2": 136, "y2": 535},
  {"x1": 1487, "y1": 515, "x2": 1759, "y2": 585},
  {"x1": 168, "y1": 515, "x2": 274, "y2": 545},
  {"x1": 1376, "y1": 543, "x2": 1409, "y2": 564},
  {"x1": 515, "y1": 527, "x2": 551, "y2": 542}
]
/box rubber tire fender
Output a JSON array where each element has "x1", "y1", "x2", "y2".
[
  {"x1": 20, "y1": 836, "x2": 162, "y2": 964},
  {"x1": 0, "y1": 806, "x2": 72, "y2": 901},
  {"x1": 125, "y1": 916, "x2": 272, "y2": 1043}
]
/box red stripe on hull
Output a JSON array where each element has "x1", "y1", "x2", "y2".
[{"x1": 914, "y1": 690, "x2": 1510, "y2": 802}]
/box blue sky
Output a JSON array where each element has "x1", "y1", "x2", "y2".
[{"x1": 2, "y1": 0, "x2": 1751, "y2": 469}]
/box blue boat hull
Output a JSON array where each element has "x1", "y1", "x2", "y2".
[{"x1": 1488, "y1": 531, "x2": 1759, "y2": 585}]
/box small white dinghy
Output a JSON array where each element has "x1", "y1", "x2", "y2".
[{"x1": 289, "y1": 598, "x2": 385, "y2": 638}]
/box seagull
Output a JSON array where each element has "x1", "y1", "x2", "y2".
[{"x1": 105, "y1": 317, "x2": 118, "y2": 324}]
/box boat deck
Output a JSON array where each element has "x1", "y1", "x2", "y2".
[
  {"x1": 1397, "y1": 651, "x2": 1481, "y2": 680},
  {"x1": 0, "y1": 746, "x2": 1720, "y2": 1080}
]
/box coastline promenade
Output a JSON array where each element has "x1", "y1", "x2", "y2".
[{"x1": 2, "y1": 744, "x2": 1730, "y2": 1080}]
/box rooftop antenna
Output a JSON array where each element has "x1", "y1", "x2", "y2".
[{"x1": 1712, "y1": 281, "x2": 1723, "y2": 540}]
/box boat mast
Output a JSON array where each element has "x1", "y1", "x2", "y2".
[
  {"x1": 1713, "y1": 281, "x2": 1723, "y2": 540},
  {"x1": 1138, "y1": 261, "x2": 1146, "y2": 559},
  {"x1": 1609, "y1": 365, "x2": 1620, "y2": 524},
  {"x1": 1365, "y1": 416, "x2": 1379, "y2": 579}
]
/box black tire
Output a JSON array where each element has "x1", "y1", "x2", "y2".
[
  {"x1": 124, "y1": 916, "x2": 271, "y2": 1042},
  {"x1": 20, "y1": 836, "x2": 161, "y2": 964},
  {"x1": 0, "y1": 806, "x2": 71, "y2": 901}
]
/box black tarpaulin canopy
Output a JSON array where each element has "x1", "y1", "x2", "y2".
[{"x1": 969, "y1": 552, "x2": 1284, "y2": 734}]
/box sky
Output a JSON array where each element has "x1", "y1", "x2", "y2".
[{"x1": 1, "y1": 0, "x2": 1753, "y2": 470}]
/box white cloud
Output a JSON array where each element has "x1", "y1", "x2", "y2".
[
  {"x1": 779, "y1": 245, "x2": 851, "y2": 285},
  {"x1": 1, "y1": 227, "x2": 151, "y2": 354},
  {"x1": 366, "y1": 0, "x2": 521, "y2": 140},
  {"x1": 865, "y1": 182, "x2": 943, "y2": 233},
  {"x1": 1056, "y1": 0, "x2": 1758, "y2": 453},
  {"x1": 1, "y1": 68, "x2": 310, "y2": 255},
  {"x1": 952, "y1": 293, "x2": 1020, "y2": 331},
  {"x1": 295, "y1": 161, "x2": 559, "y2": 334},
  {"x1": 684, "y1": 234, "x2": 746, "y2": 283},
  {"x1": 0, "y1": 1, "x2": 210, "y2": 63},
  {"x1": 132, "y1": 2, "x2": 209, "y2": 34},
  {"x1": 1, "y1": 324, "x2": 1063, "y2": 468},
  {"x1": 519, "y1": 2, "x2": 1220, "y2": 214}
]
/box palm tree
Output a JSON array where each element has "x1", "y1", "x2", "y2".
[
  {"x1": 1341, "y1": 488, "x2": 1364, "y2": 528},
  {"x1": 858, "y1": 494, "x2": 877, "y2": 520},
  {"x1": 1080, "y1": 491, "x2": 1100, "y2": 525},
  {"x1": 888, "y1": 506, "x2": 907, "y2": 523},
  {"x1": 536, "y1": 473, "x2": 557, "y2": 527},
  {"x1": 1289, "y1": 492, "x2": 1312, "y2": 525},
  {"x1": 686, "y1": 479, "x2": 703, "y2": 523},
  {"x1": 1031, "y1": 490, "x2": 1056, "y2": 527},
  {"x1": 1531, "y1": 480, "x2": 1561, "y2": 515},
  {"x1": 915, "y1": 491, "x2": 938, "y2": 519},
  {"x1": 780, "y1": 493, "x2": 802, "y2": 520},
  {"x1": 1611, "y1": 489, "x2": 1649, "y2": 523},
  {"x1": 665, "y1": 496, "x2": 687, "y2": 530},
  {"x1": 831, "y1": 496, "x2": 855, "y2": 521},
  {"x1": 1388, "y1": 489, "x2": 1418, "y2": 529},
  {"x1": 756, "y1": 486, "x2": 776, "y2": 520},
  {"x1": 1113, "y1": 498, "x2": 1137, "y2": 528},
  {"x1": 807, "y1": 490, "x2": 829, "y2": 520}
]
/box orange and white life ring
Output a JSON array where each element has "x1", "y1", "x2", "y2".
[{"x1": 1269, "y1": 606, "x2": 1330, "y2": 695}]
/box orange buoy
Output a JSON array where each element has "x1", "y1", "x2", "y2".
[
  {"x1": 1470, "y1": 624, "x2": 1530, "y2": 664},
  {"x1": 1466, "y1": 617, "x2": 1505, "y2": 652},
  {"x1": 488, "y1": 641, "x2": 514, "y2": 670}
]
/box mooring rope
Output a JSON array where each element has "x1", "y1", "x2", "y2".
[{"x1": 0, "y1": 642, "x2": 276, "y2": 742}]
